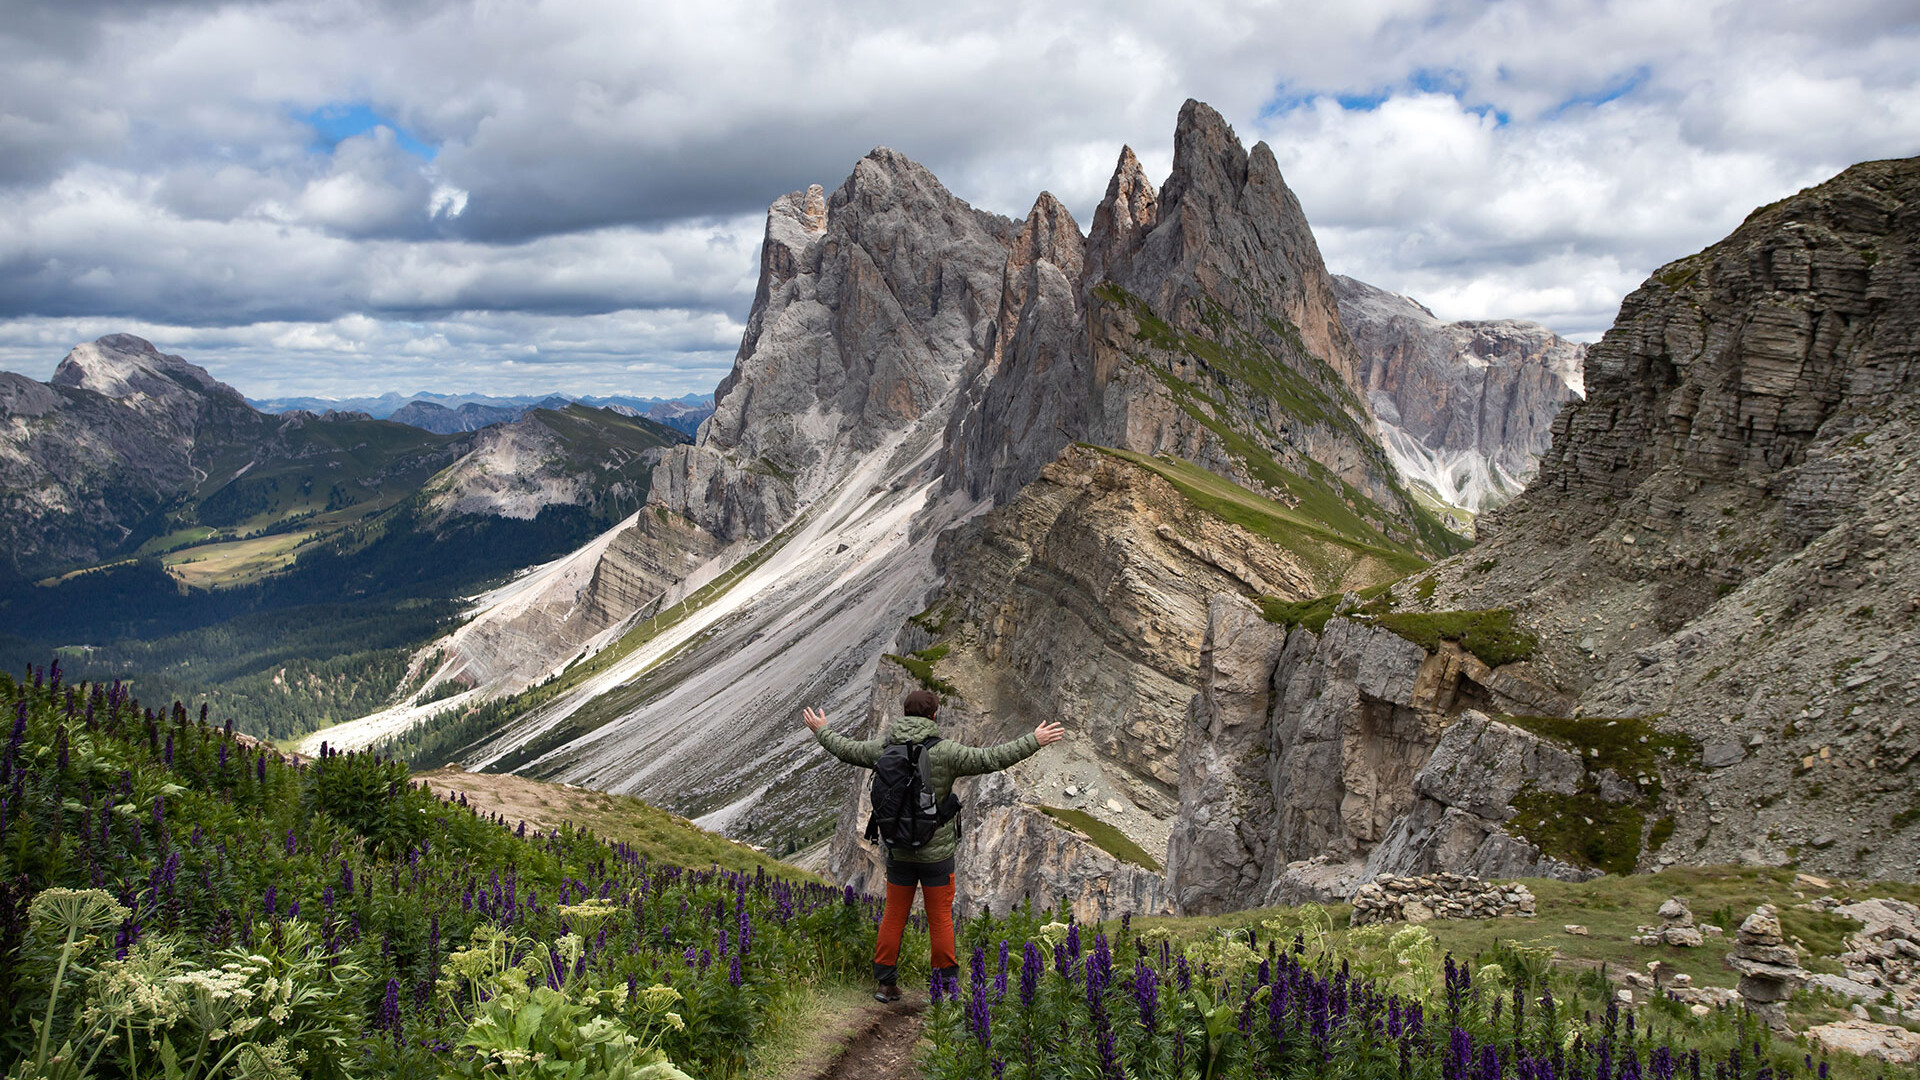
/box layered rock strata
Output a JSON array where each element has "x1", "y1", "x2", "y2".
[
  {"x1": 945, "y1": 101, "x2": 1460, "y2": 556},
  {"x1": 1395, "y1": 155, "x2": 1920, "y2": 879},
  {"x1": 827, "y1": 445, "x2": 1413, "y2": 916}
]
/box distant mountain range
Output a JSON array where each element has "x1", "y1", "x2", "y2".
[
  {"x1": 0, "y1": 334, "x2": 693, "y2": 736},
  {"x1": 250, "y1": 390, "x2": 715, "y2": 435}
]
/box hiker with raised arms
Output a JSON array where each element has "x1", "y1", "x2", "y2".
[{"x1": 803, "y1": 690, "x2": 1065, "y2": 1002}]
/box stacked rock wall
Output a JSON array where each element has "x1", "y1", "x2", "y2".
[{"x1": 1348, "y1": 872, "x2": 1536, "y2": 926}]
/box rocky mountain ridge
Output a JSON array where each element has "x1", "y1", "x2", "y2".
[
  {"x1": 390, "y1": 398, "x2": 556, "y2": 433},
  {"x1": 330, "y1": 102, "x2": 1462, "y2": 875},
  {"x1": 1333, "y1": 275, "x2": 1585, "y2": 512},
  {"x1": 0, "y1": 335, "x2": 693, "y2": 582},
  {"x1": 0, "y1": 334, "x2": 270, "y2": 575},
  {"x1": 308, "y1": 111, "x2": 1919, "y2": 926}
]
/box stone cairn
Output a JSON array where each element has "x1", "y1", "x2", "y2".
[
  {"x1": 1349, "y1": 873, "x2": 1536, "y2": 926},
  {"x1": 1634, "y1": 897, "x2": 1714, "y2": 947},
  {"x1": 1724, "y1": 905, "x2": 1807, "y2": 1028}
]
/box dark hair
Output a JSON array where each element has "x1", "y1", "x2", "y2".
[{"x1": 903, "y1": 690, "x2": 939, "y2": 718}]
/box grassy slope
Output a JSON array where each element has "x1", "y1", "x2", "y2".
[
  {"x1": 1091, "y1": 281, "x2": 1470, "y2": 560},
  {"x1": 8, "y1": 408, "x2": 695, "y2": 742},
  {"x1": 413, "y1": 766, "x2": 814, "y2": 882},
  {"x1": 1093, "y1": 445, "x2": 1427, "y2": 584},
  {"x1": 1131, "y1": 865, "x2": 1920, "y2": 1042},
  {"x1": 1040, "y1": 805, "x2": 1164, "y2": 871}
]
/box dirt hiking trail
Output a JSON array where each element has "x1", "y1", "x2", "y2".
[{"x1": 793, "y1": 1000, "x2": 924, "y2": 1080}]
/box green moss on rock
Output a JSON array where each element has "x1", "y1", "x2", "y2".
[
  {"x1": 885, "y1": 646, "x2": 956, "y2": 697},
  {"x1": 1507, "y1": 789, "x2": 1647, "y2": 877},
  {"x1": 1371, "y1": 609, "x2": 1539, "y2": 668},
  {"x1": 1498, "y1": 714, "x2": 1699, "y2": 789},
  {"x1": 1038, "y1": 805, "x2": 1163, "y2": 871}
]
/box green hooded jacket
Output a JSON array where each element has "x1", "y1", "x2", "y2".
[{"x1": 816, "y1": 714, "x2": 1040, "y2": 863}]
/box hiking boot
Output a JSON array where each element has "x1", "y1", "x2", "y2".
[{"x1": 874, "y1": 982, "x2": 902, "y2": 1003}]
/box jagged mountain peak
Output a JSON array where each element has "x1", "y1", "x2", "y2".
[
  {"x1": 1332, "y1": 275, "x2": 1443, "y2": 327},
  {"x1": 1085, "y1": 145, "x2": 1158, "y2": 287},
  {"x1": 1156, "y1": 98, "x2": 1250, "y2": 218},
  {"x1": 1014, "y1": 191, "x2": 1084, "y2": 267},
  {"x1": 653, "y1": 138, "x2": 1016, "y2": 543}
]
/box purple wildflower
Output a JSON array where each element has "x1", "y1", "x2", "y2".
[
  {"x1": 1020, "y1": 942, "x2": 1042, "y2": 1007},
  {"x1": 967, "y1": 977, "x2": 992, "y2": 1050},
  {"x1": 1133, "y1": 961, "x2": 1158, "y2": 1032}
]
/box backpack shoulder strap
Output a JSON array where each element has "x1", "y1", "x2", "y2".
[{"x1": 915, "y1": 736, "x2": 941, "y2": 791}]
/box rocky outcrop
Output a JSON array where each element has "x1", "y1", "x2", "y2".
[
  {"x1": 1333, "y1": 275, "x2": 1584, "y2": 511},
  {"x1": 1805, "y1": 1020, "x2": 1920, "y2": 1065},
  {"x1": 1400, "y1": 155, "x2": 1920, "y2": 880},
  {"x1": 1360, "y1": 711, "x2": 1600, "y2": 885},
  {"x1": 421, "y1": 405, "x2": 684, "y2": 524},
  {"x1": 1829, "y1": 898, "x2": 1920, "y2": 1015},
  {"x1": 652, "y1": 160, "x2": 1015, "y2": 543},
  {"x1": 1165, "y1": 602, "x2": 1589, "y2": 915},
  {"x1": 0, "y1": 334, "x2": 266, "y2": 574}
]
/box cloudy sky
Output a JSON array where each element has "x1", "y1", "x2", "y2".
[{"x1": 2, "y1": 0, "x2": 1916, "y2": 399}]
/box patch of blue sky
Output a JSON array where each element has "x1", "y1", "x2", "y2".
[
  {"x1": 1544, "y1": 66, "x2": 1652, "y2": 118},
  {"x1": 1406, "y1": 67, "x2": 1467, "y2": 96},
  {"x1": 1260, "y1": 85, "x2": 1387, "y2": 119},
  {"x1": 297, "y1": 103, "x2": 437, "y2": 160},
  {"x1": 1259, "y1": 68, "x2": 1505, "y2": 125}
]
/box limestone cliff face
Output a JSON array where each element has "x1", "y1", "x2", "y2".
[
  {"x1": 1165, "y1": 604, "x2": 1590, "y2": 915},
  {"x1": 1333, "y1": 275, "x2": 1585, "y2": 511},
  {"x1": 943, "y1": 192, "x2": 1089, "y2": 507},
  {"x1": 0, "y1": 335, "x2": 266, "y2": 574},
  {"x1": 1385, "y1": 155, "x2": 1920, "y2": 880},
  {"x1": 652, "y1": 156, "x2": 1015, "y2": 543}
]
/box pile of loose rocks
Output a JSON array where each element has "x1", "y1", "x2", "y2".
[
  {"x1": 1633, "y1": 897, "x2": 1722, "y2": 947},
  {"x1": 1349, "y1": 872, "x2": 1536, "y2": 926},
  {"x1": 1819, "y1": 897, "x2": 1920, "y2": 1018},
  {"x1": 1725, "y1": 905, "x2": 1808, "y2": 1028}
]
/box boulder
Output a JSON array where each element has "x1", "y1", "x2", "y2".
[{"x1": 1806, "y1": 1020, "x2": 1920, "y2": 1064}]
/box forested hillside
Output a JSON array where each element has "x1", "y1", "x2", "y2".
[{"x1": 0, "y1": 348, "x2": 690, "y2": 742}]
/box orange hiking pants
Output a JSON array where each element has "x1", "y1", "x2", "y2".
[{"x1": 873, "y1": 856, "x2": 957, "y2": 985}]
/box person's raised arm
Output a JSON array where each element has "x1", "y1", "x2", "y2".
[
  {"x1": 945, "y1": 721, "x2": 1062, "y2": 777},
  {"x1": 803, "y1": 706, "x2": 883, "y2": 767}
]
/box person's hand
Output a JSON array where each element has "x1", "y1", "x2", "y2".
[
  {"x1": 802, "y1": 707, "x2": 828, "y2": 733},
  {"x1": 1034, "y1": 721, "x2": 1064, "y2": 746}
]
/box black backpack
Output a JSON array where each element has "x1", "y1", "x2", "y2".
[{"x1": 864, "y1": 737, "x2": 961, "y2": 849}]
